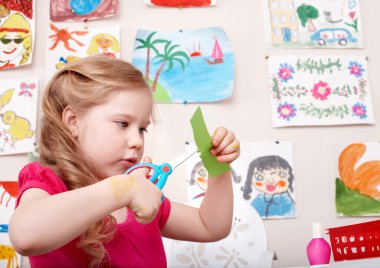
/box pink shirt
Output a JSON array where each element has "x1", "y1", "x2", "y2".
[{"x1": 16, "y1": 162, "x2": 171, "y2": 268}]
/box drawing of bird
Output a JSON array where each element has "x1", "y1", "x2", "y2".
[{"x1": 1, "y1": 111, "x2": 34, "y2": 143}]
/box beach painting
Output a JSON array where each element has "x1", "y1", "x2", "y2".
[
  {"x1": 132, "y1": 27, "x2": 234, "y2": 103},
  {"x1": 0, "y1": 0, "x2": 35, "y2": 70},
  {"x1": 0, "y1": 79, "x2": 38, "y2": 155},
  {"x1": 267, "y1": 55, "x2": 374, "y2": 127},
  {"x1": 0, "y1": 180, "x2": 21, "y2": 268},
  {"x1": 145, "y1": 0, "x2": 216, "y2": 7},
  {"x1": 50, "y1": 0, "x2": 119, "y2": 22},
  {"x1": 46, "y1": 24, "x2": 120, "y2": 79},
  {"x1": 263, "y1": 0, "x2": 363, "y2": 48},
  {"x1": 335, "y1": 143, "x2": 380, "y2": 216}
]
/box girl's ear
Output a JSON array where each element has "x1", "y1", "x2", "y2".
[{"x1": 62, "y1": 106, "x2": 78, "y2": 137}]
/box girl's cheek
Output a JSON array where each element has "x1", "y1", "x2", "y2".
[
  {"x1": 277, "y1": 180, "x2": 287, "y2": 188},
  {"x1": 255, "y1": 182, "x2": 264, "y2": 187}
]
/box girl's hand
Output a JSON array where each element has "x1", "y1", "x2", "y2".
[{"x1": 210, "y1": 127, "x2": 240, "y2": 164}]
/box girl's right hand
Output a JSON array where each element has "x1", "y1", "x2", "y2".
[{"x1": 114, "y1": 156, "x2": 163, "y2": 225}]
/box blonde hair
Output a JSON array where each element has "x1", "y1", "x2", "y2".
[
  {"x1": 0, "y1": 13, "x2": 32, "y2": 65},
  {"x1": 39, "y1": 54, "x2": 152, "y2": 266}
]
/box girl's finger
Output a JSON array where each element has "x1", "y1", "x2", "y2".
[
  {"x1": 211, "y1": 127, "x2": 227, "y2": 147},
  {"x1": 217, "y1": 139, "x2": 240, "y2": 156},
  {"x1": 211, "y1": 130, "x2": 235, "y2": 155}
]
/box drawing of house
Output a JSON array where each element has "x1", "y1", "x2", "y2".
[{"x1": 268, "y1": 0, "x2": 299, "y2": 44}]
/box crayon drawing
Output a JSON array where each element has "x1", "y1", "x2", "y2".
[
  {"x1": 0, "y1": 180, "x2": 21, "y2": 268},
  {"x1": 0, "y1": 0, "x2": 35, "y2": 70},
  {"x1": 0, "y1": 79, "x2": 38, "y2": 155},
  {"x1": 46, "y1": 24, "x2": 120, "y2": 79},
  {"x1": 336, "y1": 143, "x2": 380, "y2": 217},
  {"x1": 50, "y1": 0, "x2": 119, "y2": 22},
  {"x1": 267, "y1": 56, "x2": 374, "y2": 127},
  {"x1": 146, "y1": 0, "x2": 216, "y2": 7},
  {"x1": 263, "y1": 0, "x2": 363, "y2": 48},
  {"x1": 132, "y1": 27, "x2": 234, "y2": 103}
]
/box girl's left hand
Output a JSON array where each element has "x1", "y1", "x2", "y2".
[{"x1": 210, "y1": 127, "x2": 240, "y2": 164}]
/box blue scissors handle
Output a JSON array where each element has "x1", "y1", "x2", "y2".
[{"x1": 125, "y1": 162, "x2": 173, "y2": 189}]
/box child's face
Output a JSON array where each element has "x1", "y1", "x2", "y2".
[
  {"x1": 0, "y1": 32, "x2": 25, "y2": 62},
  {"x1": 75, "y1": 89, "x2": 152, "y2": 179},
  {"x1": 251, "y1": 167, "x2": 290, "y2": 195}
]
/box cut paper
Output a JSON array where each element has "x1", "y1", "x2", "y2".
[
  {"x1": 146, "y1": 0, "x2": 216, "y2": 7},
  {"x1": 0, "y1": 180, "x2": 21, "y2": 267},
  {"x1": 132, "y1": 27, "x2": 234, "y2": 103},
  {"x1": 46, "y1": 24, "x2": 120, "y2": 79},
  {"x1": 0, "y1": 0, "x2": 36, "y2": 70},
  {"x1": 50, "y1": 0, "x2": 119, "y2": 22},
  {"x1": 267, "y1": 55, "x2": 374, "y2": 127},
  {"x1": 0, "y1": 79, "x2": 38, "y2": 155},
  {"x1": 335, "y1": 143, "x2": 380, "y2": 217},
  {"x1": 263, "y1": 0, "x2": 363, "y2": 48},
  {"x1": 190, "y1": 107, "x2": 230, "y2": 178}
]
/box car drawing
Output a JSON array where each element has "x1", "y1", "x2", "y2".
[{"x1": 310, "y1": 28, "x2": 357, "y2": 46}]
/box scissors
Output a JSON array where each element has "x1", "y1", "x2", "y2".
[{"x1": 125, "y1": 148, "x2": 199, "y2": 189}]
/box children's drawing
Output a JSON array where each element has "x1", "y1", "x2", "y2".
[
  {"x1": 132, "y1": 27, "x2": 234, "y2": 103},
  {"x1": 50, "y1": 0, "x2": 119, "y2": 22},
  {"x1": 0, "y1": 79, "x2": 38, "y2": 155},
  {"x1": 263, "y1": 0, "x2": 363, "y2": 48},
  {"x1": 145, "y1": 0, "x2": 216, "y2": 7},
  {"x1": 0, "y1": 180, "x2": 21, "y2": 268},
  {"x1": 0, "y1": 1, "x2": 35, "y2": 70},
  {"x1": 163, "y1": 198, "x2": 267, "y2": 267},
  {"x1": 335, "y1": 143, "x2": 380, "y2": 217},
  {"x1": 267, "y1": 56, "x2": 374, "y2": 127},
  {"x1": 46, "y1": 24, "x2": 120, "y2": 79}
]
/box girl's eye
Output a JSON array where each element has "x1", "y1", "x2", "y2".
[
  {"x1": 116, "y1": 121, "x2": 128, "y2": 128},
  {"x1": 139, "y1": 127, "x2": 148, "y2": 134},
  {"x1": 254, "y1": 174, "x2": 263, "y2": 181}
]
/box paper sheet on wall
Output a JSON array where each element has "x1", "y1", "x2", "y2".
[
  {"x1": 335, "y1": 143, "x2": 380, "y2": 217},
  {"x1": 0, "y1": 79, "x2": 38, "y2": 155},
  {"x1": 0, "y1": 0, "x2": 36, "y2": 70},
  {"x1": 145, "y1": 0, "x2": 216, "y2": 7},
  {"x1": 263, "y1": 0, "x2": 363, "y2": 48},
  {"x1": 267, "y1": 55, "x2": 374, "y2": 127},
  {"x1": 46, "y1": 24, "x2": 120, "y2": 80},
  {"x1": 132, "y1": 27, "x2": 234, "y2": 103}
]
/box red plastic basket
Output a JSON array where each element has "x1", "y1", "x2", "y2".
[{"x1": 326, "y1": 220, "x2": 380, "y2": 261}]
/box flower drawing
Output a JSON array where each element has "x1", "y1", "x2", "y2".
[
  {"x1": 277, "y1": 63, "x2": 295, "y2": 83},
  {"x1": 311, "y1": 81, "x2": 331, "y2": 101},
  {"x1": 277, "y1": 102, "x2": 297, "y2": 121},
  {"x1": 352, "y1": 103, "x2": 367, "y2": 119},
  {"x1": 348, "y1": 61, "x2": 364, "y2": 78}
]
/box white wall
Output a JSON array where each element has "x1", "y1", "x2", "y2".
[{"x1": 1, "y1": 0, "x2": 379, "y2": 267}]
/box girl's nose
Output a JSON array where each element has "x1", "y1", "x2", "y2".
[{"x1": 126, "y1": 129, "x2": 143, "y2": 149}]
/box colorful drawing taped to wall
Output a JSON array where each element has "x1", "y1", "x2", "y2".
[
  {"x1": 0, "y1": 79, "x2": 38, "y2": 155},
  {"x1": 132, "y1": 27, "x2": 234, "y2": 103},
  {"x1": 146, "y1": 0, "x2": 216, "y2": 7},
  {"x1": 263, "y1": 0, "x2": 363, "y2": 48},
  {"x1": 267, "y1": 55, "x2": 374, "y2": 127},
  {"x1": 336, "y1": 143, "x2": 380, "y2": 217},
  {"x1": 0, "y1": 180, "x2": 21, "y2": 268},
  {"x1": 46, "y1": 24, "x2": 120, "y2": 79},
  {"x1": 163, "y1": 198, "x2": 267, "y2": 267},
  {"x1": 50, "y1": 0, "x2": 119, "y2": 22},
  {"x1": 0, "y1": 1, "x2": 35, "y2": 70}
]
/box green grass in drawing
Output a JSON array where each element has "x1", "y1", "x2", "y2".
[
  {"x1": 296, "y1": 58, "x2": 342, "y2": 74},
  {"x1": 146, "y1": 79, "x2": 172, "y2": 102},
  {"x1": 299, "y1": 103, "x2": 349, "y2": 119}
]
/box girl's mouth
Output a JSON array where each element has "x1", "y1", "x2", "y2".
[
  {"x1": 4, "y1": 48, "x2": 17, "y2": 54},
  {"x1": 266, "y1": 184, "x2": 276, "y2": 192}
]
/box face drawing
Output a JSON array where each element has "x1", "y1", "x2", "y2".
[
  {"x1": 0, "y1": 32, "x2": 25, "y2": 62},
  {"x1": 251, "y1": 166, "x2": 290, "y2": 195},
  {"x1": 193, "y1": 163, "x2": 208, "y2": 191}
]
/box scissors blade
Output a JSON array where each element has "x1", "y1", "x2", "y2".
[{"x1": 168, "y1": 148, "x2": 199, "y2": 170}]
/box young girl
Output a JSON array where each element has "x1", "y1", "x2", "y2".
[{"x1": 9, "y1": 55, "x2": 240, "y2": 267}]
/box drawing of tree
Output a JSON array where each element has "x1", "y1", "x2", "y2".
[
  {"x1": 135, "y1": 31, "x2": 167, "y2": 80},
  {"x1": 152, "y1": 41, "x2": 190, "y2": 92},
  {"x1": 297, "y1": 4, "x2": 319, "y2": 32}
]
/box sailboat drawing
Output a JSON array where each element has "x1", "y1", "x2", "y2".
[{"x1": 204, "y1": 37, "x2": 224, "y2": 64}]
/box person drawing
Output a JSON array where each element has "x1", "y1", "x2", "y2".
[
  {"x1": 8, "y1": 55, "x2": 240, "y2": 267},
  {"x1": 189, "y1": 160, "x2": 241, "y2": 199},
  {"x1": 0, "y1": 13, "x2": 32, "y2": 70},
  {"x1": 241, "y1": 155, "x2": 295, "y2": 218},
  {"x1": 87, "y1": 33, "x2": 120, "y2": 58}
]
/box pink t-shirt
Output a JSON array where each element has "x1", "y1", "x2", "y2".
[{"x1": 16, "y1": 162, "x2": 171, "y2": 268}]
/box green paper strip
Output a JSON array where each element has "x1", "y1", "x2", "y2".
[{"x1": 190, "y1": 106, "x2": 230, "y2": 178}]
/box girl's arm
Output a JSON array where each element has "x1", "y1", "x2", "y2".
[
  {"x1": 161, "y1": 127, "x2": 240, "y2": 242},
  {"x1": 9, "y1": 170, "x2": 162, "y2": 256}
]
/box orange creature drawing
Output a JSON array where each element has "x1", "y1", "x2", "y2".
[
  {"x1": 49, "y1": 24, "x2": 88, "y2": 52},
  {"x1": 339, "y1": 143, "x2": 380, "y2": 200},
  {"x1": 0, "y1": 244, "x2": 19, "y2": 268},
  {"x1": 0, "y1": 181, "x2": 18, "y2": 207}
]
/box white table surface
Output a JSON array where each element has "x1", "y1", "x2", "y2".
[{"x1": 284, "y1": 257, "x2": 380, "y2": 268}]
